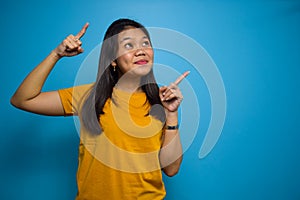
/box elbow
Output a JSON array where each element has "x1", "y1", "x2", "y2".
[
  {"x1": 164, "y1": 168, "x2": 179, "y2": 177},
  {"x1": 10, "y1": 96, "x2": 18, "y2": 107},
  {"x1": 161, "y1": 156, "x2": 183, "y2": 177},
  {"x1": 10, "y1": 95, "x2": 23, "y2": 109},
  {"x1": 163, "y1": 166, "x2": 180, "y2": 177}
]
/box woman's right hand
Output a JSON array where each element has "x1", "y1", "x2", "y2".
[
  {"x1": 54, "y1": 22, "x2": 89, "y2": 57},
  {"x1": 11, "y1": 22, "x2": 89, "y2": 116}
]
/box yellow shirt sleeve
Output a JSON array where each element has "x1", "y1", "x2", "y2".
[{"x1": 58, "y1": 83, "x2": 94, "y2": 116}]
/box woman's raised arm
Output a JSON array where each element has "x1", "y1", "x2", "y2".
[
  {"x1": 10, "y1": 23, "x2": 89, "y2": 116},
  {"x1": 159, "y1": 71, "x2": 189, "y2": 176}
]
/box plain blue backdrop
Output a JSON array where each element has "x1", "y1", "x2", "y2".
[{"x1": 1, "y1": 0, "x2": 300, "y2": 199}]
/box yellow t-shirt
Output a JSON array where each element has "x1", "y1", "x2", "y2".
[{"x1": 58, "y1": 84, "x2": 166, "y2": 200}]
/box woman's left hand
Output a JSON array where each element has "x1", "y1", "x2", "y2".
[
  {"x1": 159, "y1": 71, "x2": 190, "y2": 112},
  {"x1": 159, "y1": 84, "x2": 183, "y2": 112}
]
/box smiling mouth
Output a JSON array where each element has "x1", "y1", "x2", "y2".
[{"x1": 134, "y1": 60, "x2": 148, "y2": 65}]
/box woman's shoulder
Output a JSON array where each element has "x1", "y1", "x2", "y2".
[
  {"x1": 58, "y1": 83, "x2": 94, "y2": 102},
  {"x1": 73, "y1": 83, "x2": 94, "y2": 93}
]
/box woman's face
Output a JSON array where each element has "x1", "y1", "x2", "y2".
[{"x1": 112, "y1": 27, "x2": 153, "y2": 77}]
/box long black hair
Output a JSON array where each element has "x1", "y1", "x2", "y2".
[{"x1": 81, "y1": 18, "x2": 163, "y2": 134}]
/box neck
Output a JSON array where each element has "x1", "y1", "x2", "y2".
[{"x1": 115, "y1": 75, "x2": 143, "y2": 93}]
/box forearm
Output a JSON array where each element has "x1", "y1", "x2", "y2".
[
  {"x1": 11, "y1": 51, "x2": 60, "y2": 106},
  {"x1": 160, "y1": 111, "x2": 183, "y2": 177}
]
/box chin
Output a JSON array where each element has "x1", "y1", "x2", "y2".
[{"x1": 131, "y1": 64, "x2": 153, "y2": 76}]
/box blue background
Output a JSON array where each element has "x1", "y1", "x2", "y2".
[{"x1": 1, "y1": 0, "x2": 300, "y2": 199}]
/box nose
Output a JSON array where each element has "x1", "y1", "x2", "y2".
[{"x1": 134, "y1": 47, "x2": 146, "y2": 56}]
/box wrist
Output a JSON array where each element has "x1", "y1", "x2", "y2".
[
  {"x1": 165, "y1": 108, "x2": 177, "y2": 114},
  {"x1": 51, "y1": 50, "x2": 63, "y2": 60},
  {"x1": 165, "y1": 110, "x2": 178, "y2": 126},
  {"x1": 165, "y1": 124, "x2": 179, "y2": 130}
]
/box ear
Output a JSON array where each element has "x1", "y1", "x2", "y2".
[{"x1": 111, "y1": 60, "x2": 117, "y2": 67}]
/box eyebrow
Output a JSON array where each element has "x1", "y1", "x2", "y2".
[
  {"x1": 119, "y1": 35, "x2": 148, "y2": 44},
  {"x1": 120, "y1": 37, "x2": 131, "y2": 44}
]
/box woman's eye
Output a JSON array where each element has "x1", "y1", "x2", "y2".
[
  {"x1": 142, "y1": 41, "x2": 150, "y2": 47},
  {"x1": 124, "y1": 43, "x2": 133, "y2": 49}
]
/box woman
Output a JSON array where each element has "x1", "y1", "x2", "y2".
[{"x1": 11, "y1": 18, "x2": 188, "y2": 200}]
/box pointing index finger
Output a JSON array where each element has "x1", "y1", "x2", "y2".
[
  {"x1": 174, "y1": 71, "x2": 190, "y2": 85},
  {"x1": 75, "y1": 22, "x2": 89, "y2": 39}
]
